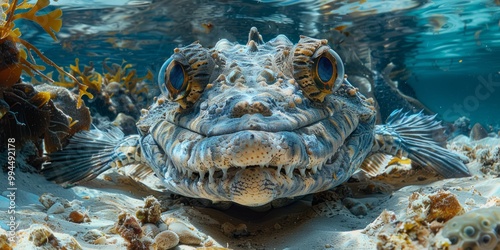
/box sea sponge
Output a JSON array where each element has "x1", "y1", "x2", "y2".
[
  {"x1": 114, "y1": 212, "x2": 155, "y2": 250},
  {"x1": 115, "y1": 212, "x2": 143, "y2": 242},
  {"x1": 0, "y1": 228, "x2": 12, "y2": 250},
  {"x1": 27, "y1": 224, "x2": 56, "y2": 247},
  {"x1": 408, "y1": 190, "x2": 464, "y2": 223},
  {"x1": 136, "y1": 195, "x2": 162, "y2": 225},
  {"x1": 439, "y1": 206, "x2": 500, "y2": 250}
]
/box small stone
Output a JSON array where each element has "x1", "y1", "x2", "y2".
[
  {"x1": 83, "y1": 229, "x2": 106, "y2": 243},
  {"x1": 68, "y1": 210, "x2": 89, "y2": 223},
  {"x1": 93, "y1": 236, "x2": 107, "y2": 245},
  {"x1": 47, "y1": 202, "x2": 65, "y2": 214},
  {"x1": 470, "y1": 123, "x2": 488, "y2": 140},
  {"x1": 234, "y1": 224, "x2": 248, "y2": 237},
  {"x1": 39, "y1": 193, "x2": 69, "y2": 209},
  {"x1": 154, "y1": 230, "x2": 179, "y2": 250},
  {"x1": 221, "y1": 222, "x2": 236, "y2": 237},
  {"x1": 342, "y1": 198, "x2": 368, "y2": 216},
  {"x1": 273, "y1": 223, "x2": 282, "y2": 230},
  {"x1": 168, "y1": 222, "x2": 202, "y2": 245}
]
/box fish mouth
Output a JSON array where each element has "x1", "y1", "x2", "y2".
[{"x1": 151, "y1": 109, "x2": 362, "y2": 206}]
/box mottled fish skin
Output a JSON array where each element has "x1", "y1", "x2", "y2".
[{"x1": 43, "y1": 27, "x2": 470, "y2": 207}]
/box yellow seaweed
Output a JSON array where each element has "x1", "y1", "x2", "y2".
[
  {"x1": 12, "y1": 0, "x2": 62, "y2": 40},
  {"x1": 102, "y1": 59, "x2": 153, "y2": 97},
  {"x1": 29, "y1": 91, "x2": 51, "y2": 108},
  {"x1": 1, "y1": 0, "x2": 92, "y2": 108}
]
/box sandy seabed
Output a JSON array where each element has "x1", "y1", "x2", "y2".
[{"x1": 0, "y1": 135, "x2": 499, "y2": 249}]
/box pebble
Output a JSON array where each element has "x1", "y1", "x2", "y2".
[
  {"x1": 38, "y1": 193, "x2": 70, "y2": 209},
  {"x1": 47, "y1": 202, "x2": 65, "y2": 214},
  {"x1": 154, "y1": 230, "x2": 179, "y2": 250},
  {"x1": 68, "y1": 210, "x2": 88, "y2": 223},
  {"x1": 342, "y1": 198, "x2": 368, "y2": 216},
  {"x1": 83, "y1": 229, "x2": 105, "y2": 243}
]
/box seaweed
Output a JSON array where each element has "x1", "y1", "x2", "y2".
[
  {"x1": 102, "y1": 58, "x2": 153, "y2": 99},
  {"x1": 0, "y1": 0, "x2": 91, "y2": 108}
]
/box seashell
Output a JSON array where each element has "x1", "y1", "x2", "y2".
[
  {"x1": 168, "y1": 222, "x2": 202, "y2": 245},
  {"x1": 47, "y1": 202, "x2": 65, "y2": 214},
  {"x1": 142, "y1": 223, "x2": 160, "y2": 238},
  {"x1": 154, "y1": 230, "x2": 179, "y2": 250},
  {"x1": 470, "y1": 123, "x2": 488, "y2": 140}
]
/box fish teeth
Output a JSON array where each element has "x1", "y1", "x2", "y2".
[
  {"x1": 209, "y1": 168, "x2": 215, "y2": 184},
  {"x1": 299, "y1": 168, "x2": 306, "y2": 177},
  {"x1": 198, "y1": 170, "x2": 206, "y2": 183},
  {"x1": 276, "y1": 165, "x2": 282, "y2": 175},
  {"x1": 284, "y1": 165, "x2": 293, "y2": 178},
  {"x1": 311, "y1": 165, "x2": 318, "y2": 174},
  {"x1": 222, "y1": 168, "x2": 228, "y2": 180}
]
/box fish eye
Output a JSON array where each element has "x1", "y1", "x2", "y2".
[
  {"x1": 293, "y1": 37, "x2": 345, "y2": 102},
  {"x1": 312, "y1": 49, "x2": 344, "y2": 93},
  {"x1": 158, "y1": 57, "x2": 188, "y2": 100}
]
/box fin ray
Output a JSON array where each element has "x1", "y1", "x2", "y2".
[
  {"x1": 42, "y1": 127, "x2": 140, "y2": 186},
  {"x1": 373, "y1": 109, "x2": 470, "y2": 178}
]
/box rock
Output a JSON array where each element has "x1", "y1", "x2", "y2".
[
  {"x1": 47, "y1": 202, "x2": 65, "y2": 214},
  {"x1": 154, "y1": 230, "x2": 179, "y2": 250},
  {"x1": 220, "y1": 222, "x2": 249, "y2": 237},
  {"x1": 342, "y1": 198, "x2": 368, "y2": 216},
  {"x1": 68, "y1": 210, "x2": 90, "y2": 223},
  {"x1": 83, "y1": 229, "x2": 106, "y2": 243},
  {"x1": 470, "y1": 123, "x2": 488, "y2": 140},
  {"x1": 113, "y1": 113, "x2": 137, "y2": 135},
  {"x1": 39, "y1": 193, "x2": 70, "y2": 209}
]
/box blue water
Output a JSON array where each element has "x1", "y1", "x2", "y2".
[{"x1": 20, "y1": 0, "x2": 500, "y2": 125}]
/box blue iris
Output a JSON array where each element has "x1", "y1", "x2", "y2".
[
  {"x1": 169, "y1": 63, "x2": 185, "y2": 90},
  {"x1": 318, "y1": 56, "x2": 333, "y2": 82}
]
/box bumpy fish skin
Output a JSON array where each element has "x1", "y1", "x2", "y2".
[
  {"x1": 440, "y1": 207, "x2": 500, "y2": 250},
  {"x1": 43, "y1": 27, "x2": 470, "y2": 207}
]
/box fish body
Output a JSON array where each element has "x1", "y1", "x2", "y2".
[{"x1": 43, "y1": 27, "x2": 470, "y2": 207}]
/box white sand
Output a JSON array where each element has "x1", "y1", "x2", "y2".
[{"x1": 0, "y1": 136, "x2": 498, "y2": 249}]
